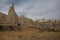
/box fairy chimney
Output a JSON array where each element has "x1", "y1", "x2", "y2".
[{"x1": 7, "y1": 4, "x2": 19, "y2": 26}]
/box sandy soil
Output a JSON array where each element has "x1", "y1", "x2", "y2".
[{"x1": 0, "y1": 29, "x2": 60, "y2": 40}]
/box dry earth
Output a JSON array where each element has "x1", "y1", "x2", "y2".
[{"x1": 0, "y1": 29, "x2": 60, "y2": 40}]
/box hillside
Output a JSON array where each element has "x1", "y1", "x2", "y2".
[
  {"x1": 18, "y1": 15, "x2": 60, "y2": 32},
  {"x1": 0, "y1": 13, "x2": 60, "y2": 40},
  {"x1": 0, "y1": 12, "x2": 7, "y2": 24},
  {"x1": 0, "y1": 14, "x2": 60, "y2": 31}
]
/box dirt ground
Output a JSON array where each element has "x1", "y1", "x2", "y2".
[{"x1": 0, "y1": 29, "x2": 60, "y2": 40}]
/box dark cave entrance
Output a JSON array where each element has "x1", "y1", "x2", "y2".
[{"x1": 0, "y1": 25, "x2": 4, "y2": 31}]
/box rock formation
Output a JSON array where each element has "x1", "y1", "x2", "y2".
[
  {"x1": 0, "y1": 4, "x2": 20, "y2": 31},
  {"x1": 7, "y1": 4, "x2": 19, "y2": 26}
]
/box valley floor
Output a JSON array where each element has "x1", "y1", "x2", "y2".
[{"x1": 0, "y1": 29, "x2": 60, "y2": 40}]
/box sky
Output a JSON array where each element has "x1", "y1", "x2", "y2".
[{"x1": 0, "y1": 0, "x2": 60, "y2": 20}]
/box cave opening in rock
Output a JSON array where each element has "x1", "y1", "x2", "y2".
[{"x1": 0, "y1": 25, "x2": 4, "y2": 31}]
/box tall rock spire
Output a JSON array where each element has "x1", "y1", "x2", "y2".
[{"x1": 7, "y1": 3, "x2": 18, "y2": 26}]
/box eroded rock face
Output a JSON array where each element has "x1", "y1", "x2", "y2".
[{"x1": 7, "y1": 4, "x2": 19, "y2": 26}]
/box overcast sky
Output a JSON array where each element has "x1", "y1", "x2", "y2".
[{"x1": 0, "y1": 0, "x2": 60, "y2": 20}]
